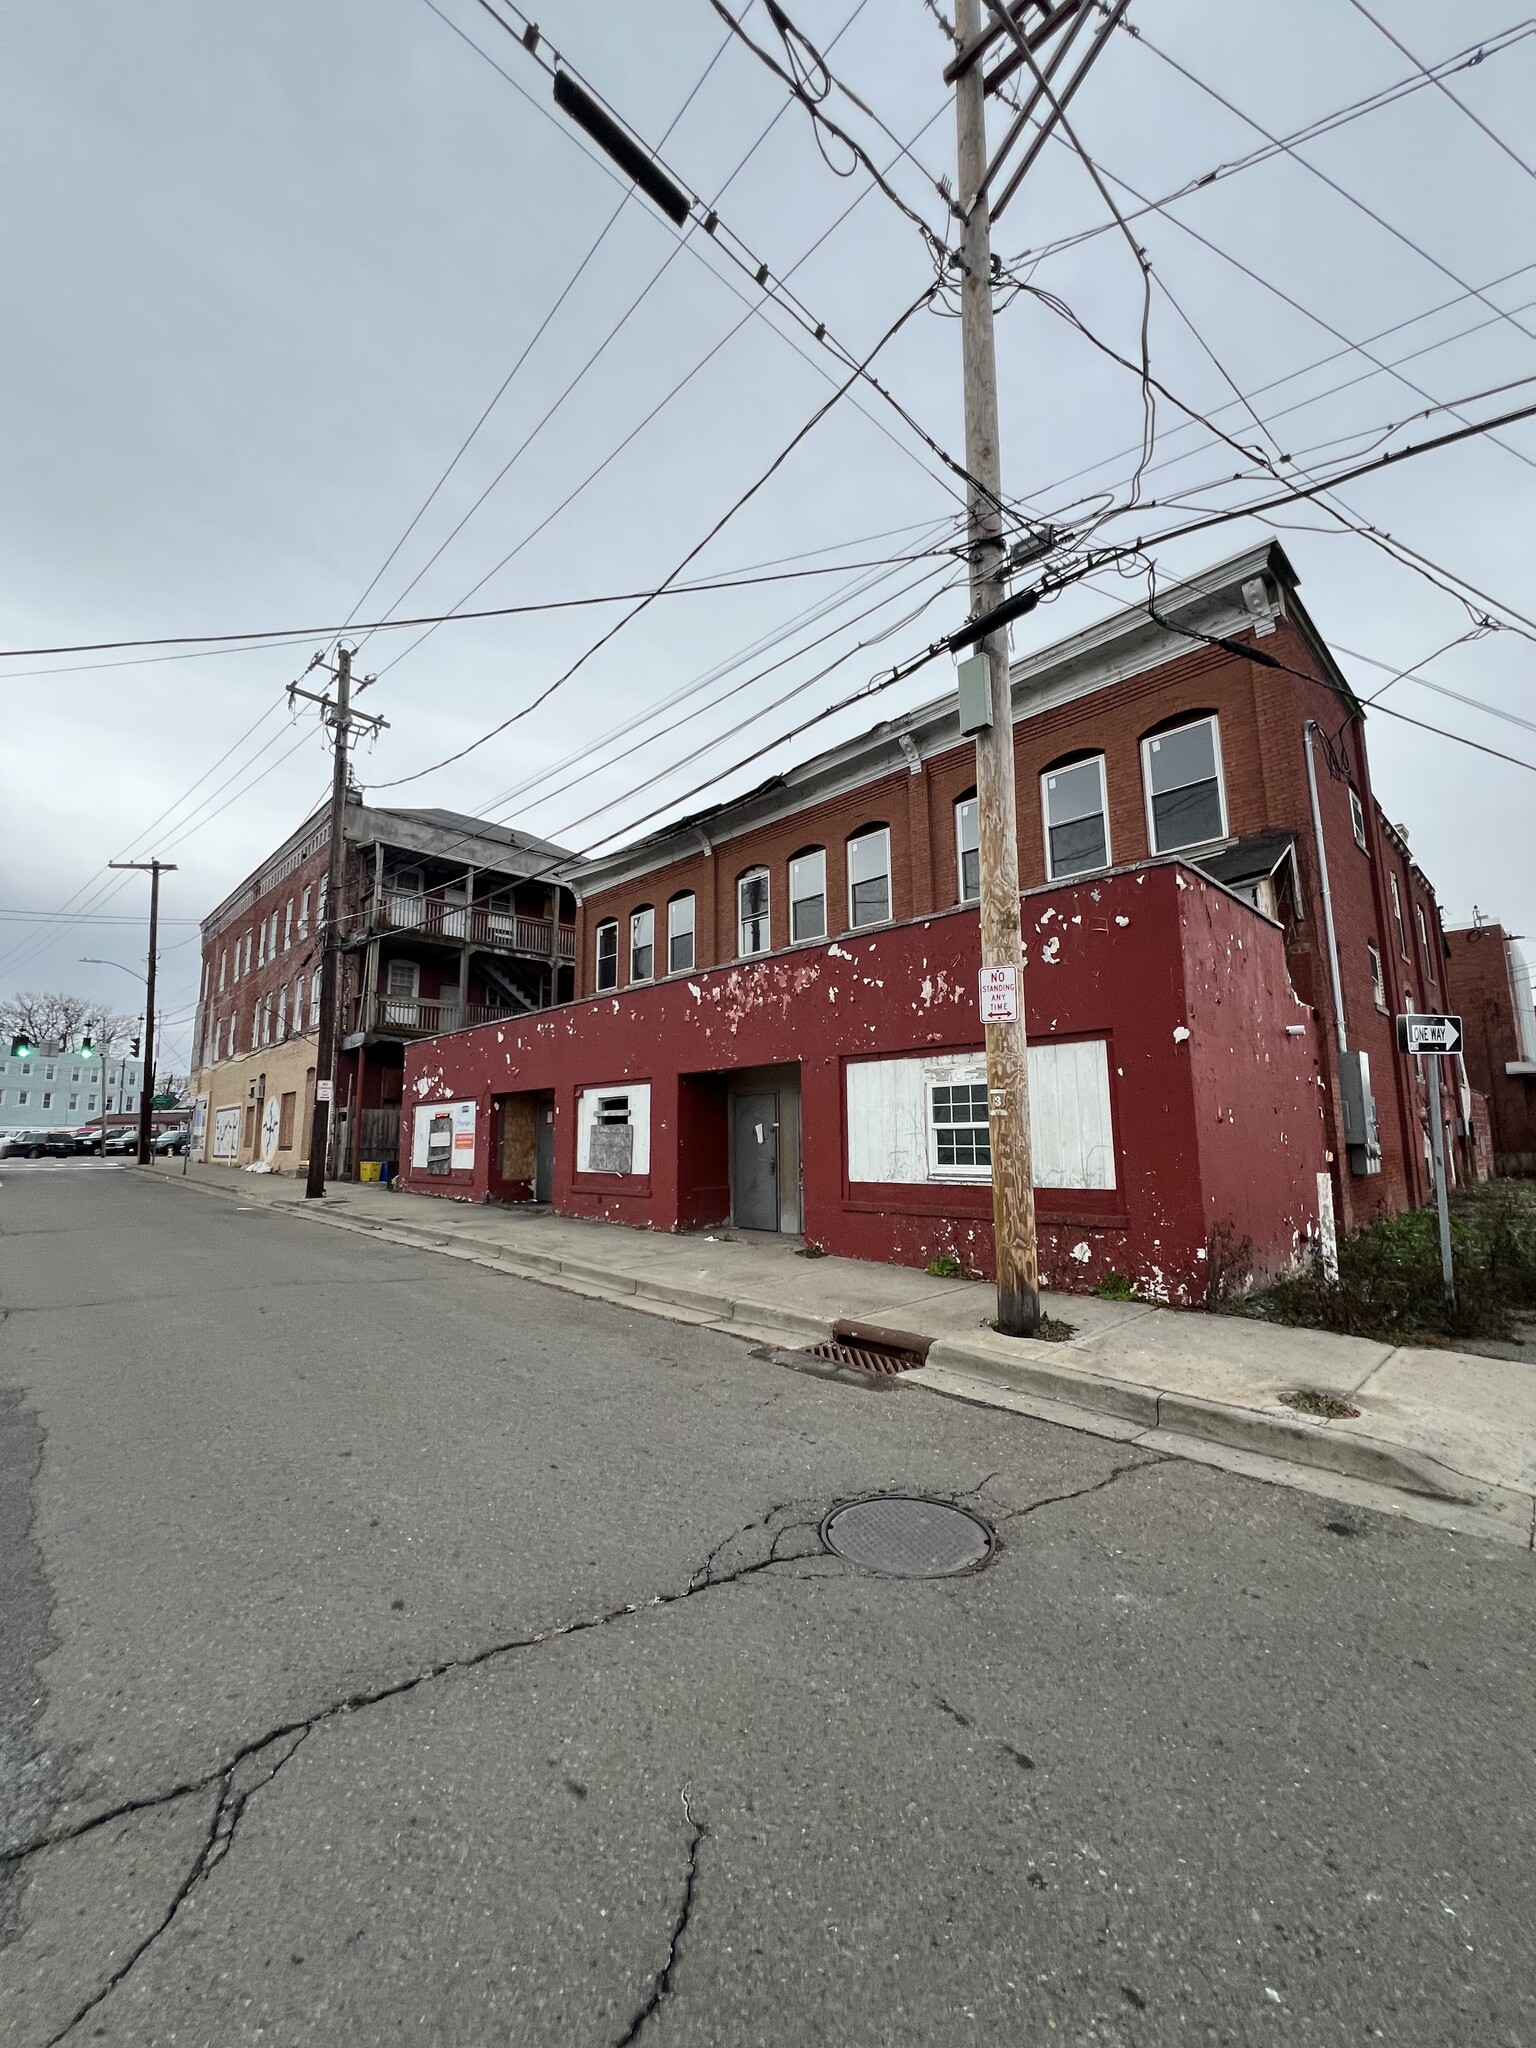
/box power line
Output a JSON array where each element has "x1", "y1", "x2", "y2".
[
  {"x1": 1125, "y1": 23, "x2": 1536, "y2": 358},
  {"x1": 1342, "y1": 2, "x2": 1536, "y2": 184},
  {"x1": 0, "y1": 554, "x2": 957, "y2": 661},
  {"x1": 1012, "y1": 22, "x2": 1536, "y2": 269},
  {"x1": 367, "y1": 281, "x2": 944, "y2": 787},
  {"x1": 338, "y1": 8, "x2": 741, "y2": 657}
]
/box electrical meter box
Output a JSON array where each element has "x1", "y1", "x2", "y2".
[{"x1": 1339, "y1": 1048, "x2": 1381, "y2": 1175}]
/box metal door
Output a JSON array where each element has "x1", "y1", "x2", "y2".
[
  {"x1": 535, "y1": 1100, "x2": 555, "y2": 1203},
  {"x1": 731, "y1": 1091, "x2": 779, "y2": 1231}
]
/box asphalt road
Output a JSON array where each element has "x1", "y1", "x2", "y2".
[{"x1": 0, "y1": 1168, "x2": 1532, "y2": 2047}]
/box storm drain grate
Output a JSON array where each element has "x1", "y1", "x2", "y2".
[
  {"x1": 821, "y1": 1495, "x2": 994, "y2": 1578},
  {"x1": 805, "y1": 1337, "x2": 926, "y2": 1375}
]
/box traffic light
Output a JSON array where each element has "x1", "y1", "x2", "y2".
[
  {"x1": 80, "y1": 1036, "x2": 96, "y2": 1057},
  {"x1": 10, "y1": 1034, "x2": 37, "y2": 1059},
  {"x1": 129, "y1": 1036, "x2": 141, "y2": 1058}
]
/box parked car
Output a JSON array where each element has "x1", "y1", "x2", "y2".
[
  {"x1": 102, "y1": 1128, "x2": 140, "y2": 1156},
  {"x1": 71, "y1": 1124, "x2": 104, "y2": 1155},
  {"x1": 0, "y1": 1130, "x2": 77, "y2": 1160},
  {"x1": 152, "y1": 1127, "x2": 190, "y2": 1156}
]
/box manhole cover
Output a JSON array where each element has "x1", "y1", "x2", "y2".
[{"x1": 820, "y1": 1495, "x2": 994, "y2": 1578}]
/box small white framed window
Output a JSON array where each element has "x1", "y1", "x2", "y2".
[
  {"x1": 243, "y1": 931, "x2": 252, "y2": 976},
  {"x1": 847, "y1": 827, "x2": 891, "y2": 929},
  {"x1": 218, "y1": 950, "x2": 227, "y2": 993},
  {"x1": 1368, "y1": 941, "x2": 1387, "y2": 1012},
  {"x1": 667, "y1": 894, "x2": 695, "y2": 975},
  {"x1": 1042, "y1": 755, "x2": 1110, "y2": 879},
  {"x1": 257, "y1": 920, "x2": 267, "y2": 968},
  {"x1": 789, "y1": 850, "x2": 827, "y2": 943},
  {"x1": 277, "y1": 988, "x2": 288, "y2": 1039},
  {"x1": 738, "y1": 869, "x2": 770, "y2": 957},
  {"x1": 1416, "y1": 902, "x2": 1436, "y2": 982},
  {"x1": 16, "y1": 1091, "x2": 27, "y2": 1106},
  {"x1": 629, "y1": 907, "x2": 655, "y2": 984},
  {"x1": 42, "y1": 1092, "x2": 52, "y2": 1109},
  {"x1": 1142, "y1": 716, "x2": 1227, "y2": 854},
  {"x1": 929, "y1": 1080, "x2": 992, "y2": 1178},
  {"x1": 1349, "y1": 788, "x2": 1367, "y2": 851},
  {"x1": 955, "y1": 798, "x2": 979, "y2": 903},
  {"x1": 299, "y1": 885, "x2": 312, "y2": 939},
  {"x1": 283, "y1": 900, "x2": 293, "y2": 951},
  {"x1": 594, "y1": 919, "x2": 619, "y2": 992},
  {"x1": 1389, "y1": 872, "x2": 1409, "y2": 959}
]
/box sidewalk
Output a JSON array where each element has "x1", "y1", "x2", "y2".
[{"x1": 154, "y1": 1160, "x2": 1536, "y2": 1548}]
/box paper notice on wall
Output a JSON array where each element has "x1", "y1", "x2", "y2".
[
  {"x1": 977, "y1": 965, "x2": 1019, "y2": 1023},
  {"x1": 316, "y1": 1079, "x2": 334, "y2": 1103},
  {"x1": 451, "y1": 1099, "x2": 477, "y2": 1163}
]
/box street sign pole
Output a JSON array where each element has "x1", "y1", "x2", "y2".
[{"x1": 1425, "y1": 1053, "x2": 1456, "y2": 1313}]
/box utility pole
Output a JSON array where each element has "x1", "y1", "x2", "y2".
[
  {"x1": 289, "y1": 646, "x2": 388, "y2": 1200},
  {"x1": 952, "y1": 0, "x2": 1039, "y2": 1336},
  {"x1": 109, "y1": 859, "x2": 175, "y2": 1166}
]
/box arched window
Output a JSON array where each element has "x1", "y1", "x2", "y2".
[
  {"x1": 738, "y1": 868, "x2": 770, "y2": 957},
  {"x1": 953, "y1": 794, "x2": 979, "y2": 903},
  {"x1": 630, "y1": 906, "x2": 655, "y2": 984},
  {"x1": 1041, "y1": 752, "x2": 1109, "y2": 879},
  {"x1": 667, "y1": 893, "x2": 695, "y2": 974},
  {"x1": 1141, "y1": 713, "x2": 1227, "y2": 854},
  {"x1": 594, "y1": 918, "x2": 618, "y2": 991},
  {"x1": 788, "y1": 848, "x2": 827, "y2": 942},
  {"x1": 847, "y1": 825, "x2": 891, "y2": 929}
]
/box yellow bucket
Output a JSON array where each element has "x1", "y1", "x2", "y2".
[{"x1": 359, "y1": 1161, "x2": 382, "y2": 1183}]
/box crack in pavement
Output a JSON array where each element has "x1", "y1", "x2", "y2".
[
  {"x1": 6, "y1": 1504, "x2": 827, "y2": 2040},
  {"x1": 42, "y1": 1730, "x2": 309, "y2": 2047},
  {"x1": 990, "y1": 1453, "x2": 1167, "y2": 1526},
  {"x1": 8, "y1": 1460, "x2": 1155, "y2": 2037},
  {"x1": 612, "y1": 1789, "x2": 706, "y2": 2048}
]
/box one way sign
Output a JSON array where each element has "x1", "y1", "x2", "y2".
[{"x1": 1396, "y1": 1013, "x2": 1462, "y2": 1055}]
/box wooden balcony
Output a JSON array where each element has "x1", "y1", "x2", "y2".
[
  {"x1": 373, "y1": 890, "x2": 575, "y2": 961},
  {"x1": 349, "y1": 994, "x2": 514, "y2": 1041}
]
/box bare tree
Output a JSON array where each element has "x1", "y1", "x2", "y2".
[{"x1": 1, "y1": 991, "x2": 138, "y2": 1053}]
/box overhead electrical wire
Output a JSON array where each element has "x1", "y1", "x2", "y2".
[
  {"x1": 1341, "y1": 1, "x2": 1536, "y2": 184},
  {"x1": 366, "y1": 279, "x2": 945, "y2": 787}
]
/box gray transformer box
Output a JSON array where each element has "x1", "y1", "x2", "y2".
[{"x1": 1339, "y1": 1048, "x2": 1381, "y2": 1176}]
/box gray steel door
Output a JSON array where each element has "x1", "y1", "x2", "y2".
[
  {"x1": 535, "y1": 1100, "x2": 555, "y2": 1203},
  {"x1": 732, "y1": 1091, "x2": 779, "y2": 1231}
]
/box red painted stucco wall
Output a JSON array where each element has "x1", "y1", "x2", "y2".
[{"x1": 399, "y1": 862, "x2": 1328, "y2": 1302}]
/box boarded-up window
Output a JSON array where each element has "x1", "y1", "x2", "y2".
[
  {"x1": 500, "y1": 1096, "x2": 537, "y2": 1180},
  {"x1": 278, "y1": 1091, "x2": 296, "y2": 1150},
  {"x1": 846, "y1": 1042, "x2": 1115, "y2": 1189}
]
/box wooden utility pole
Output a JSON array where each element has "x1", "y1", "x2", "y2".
[
  {"x1": 953, "y1": 0, "x2": 1039, "y2": 1335},
  {"x1": 290, "y1": 646, "x2": 388, "y2": 1200},
  {"x1": 109, "y1": 858, "x2": 176, "y2": 1166}
]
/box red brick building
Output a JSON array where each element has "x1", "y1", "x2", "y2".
[
  {"x1": 396, "y1": 543, "x2": 1472, "y2": 1295},
  {"x1": 192, "y1": 799, "x2": 574, "y2": 1175},
  {"x1": 1445, "y1": 920, "x2": 1536, "y2": 1175}
]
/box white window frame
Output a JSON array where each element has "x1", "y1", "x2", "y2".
[
  {"x1": 738, "y1": 869, "x2": 771, "y2": 958},
  {"x1": 789, "y1": 850, "x2": 827, "y2": 944},
  {"x1": 283, "y1": 899, "x2": 293, "y2": 951},
  {"x1": 218, "y1": 950, "x2": 227, "y2": 993},
  {"x1": 954, "y1": 798, "x2": 979, "y2": 904},
  {"x1": 667, "y1": 894, "x2": 695, "y2": 975},
  {"x1": 243, "y1": 931, "x2": 252, "y2": 976},
  {"x1": 927, "y1": 1078, "x2": 992, "y2": 1181},
  {"x1": 594, "y1": 919, "x2": 619, "y2": 992},
  {"x1": 1416, "y1": 902, "x2": 1436, "y2": 982},
  {"x1": 1141, "y1": 715, "x2": 1229, "y2": 856},
  {"x1": 299, "y1": 885, "x2": 312, "y2": 939},
  {"x1": 1040, "y1": 755, "x2": 1111, "y2": 882},
  {"x1": 1368, "y1": 941, "x2": 1387, "y2": 1012},
  {"x1": 629, "y1": 907, "x2": 655, "y2": 985},
  {"x1": 1349, "y1": 788, "x2": 1368, "y2": 851},
  {"x1": 846, "y1": 827, "x2": 892, "y2": 931},
  {"x1": 257, "y1": 920, "x2": 266, "y2": 968},
  {"x1": 277, "y1": 987, "x2": 288, "y2": 1039},
  {"x1": 1389, "y1": 872, "x2": 1409, "y2": 959}
]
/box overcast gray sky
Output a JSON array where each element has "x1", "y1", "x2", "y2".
[{"x1": 3, "y1": 0, "x2": 1532, "y2": 1071}]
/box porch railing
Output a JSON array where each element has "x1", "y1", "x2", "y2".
[
  {"x1": 351, "y1": 994, "x2": 514, "y2": 1039},
  {"x1": 373, "y1": 891, "x2": 574, "y2": 961}
]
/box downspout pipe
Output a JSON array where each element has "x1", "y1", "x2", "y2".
[{"x1": 1304, "y1": 720, "x2": 1348, "y2": 1057}]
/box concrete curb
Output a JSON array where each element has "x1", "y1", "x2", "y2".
[{"x1": 149, "y1": 1167, "x2": 1490, "y2": 1514}]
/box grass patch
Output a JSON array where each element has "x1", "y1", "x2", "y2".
[
  {"x1": 925, "y1": 1253, "x2": 964, "y2": 1279},
  {"x1": 1093, "y1": 1271, "x2": 1139, "y2": 1301},
  {"x1": 1249, "y1": 1181, "x2": 1536, "y2": 1344},
  {"x1": 987, "y1": 1313, "x2": 1076, "y2": 1342}
]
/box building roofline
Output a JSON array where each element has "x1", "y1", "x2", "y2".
[{"x1": 571, "y1": 540, "x2": 1354, "y2": 894}]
